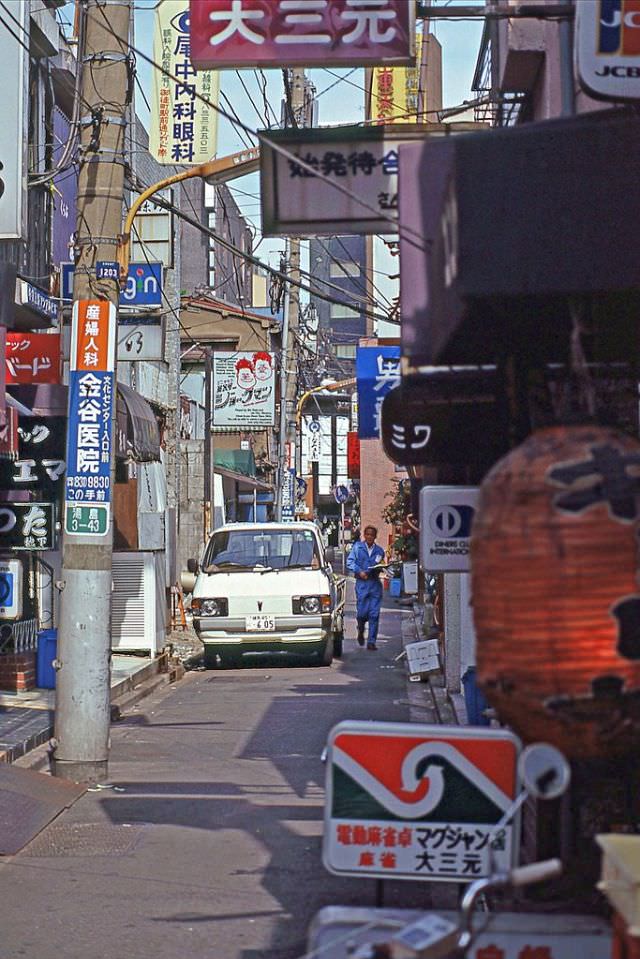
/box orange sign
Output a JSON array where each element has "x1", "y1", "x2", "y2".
[{"x1": 71, "y1": 300, "x2": 116, "y2": 373}]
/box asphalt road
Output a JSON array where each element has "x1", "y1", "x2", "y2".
[{"x1": 0, "y1": 591, "x2": 448, "y2": 959}]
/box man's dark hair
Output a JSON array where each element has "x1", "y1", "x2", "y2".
[{"x1": 364, "y1": 525, "x2": 377, "y2": 536}]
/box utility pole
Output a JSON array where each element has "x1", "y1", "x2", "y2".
[
  {"x1": 275, "y1": 69, "x2": 306, "y2": 521},
  {"x1": 52, "y1": 0, "x2": 132, "y2": 782}
]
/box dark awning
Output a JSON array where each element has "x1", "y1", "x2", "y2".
[
  {"x1": 399, "y1": 107, "x2": 640, "y2": 366},
  {"x1": 9, "y1": 382, "x2": 161, "y2": 464},
  {"x1": 116, "y1": 382, "x2": 161, "y2": 463}
]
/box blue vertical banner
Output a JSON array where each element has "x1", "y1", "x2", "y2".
[
  {"x1": 282, "y1": 468, "x2": 296, "y2": 521},
  {"x1": 356, "y1": 346, "x2": 401, "y2": 439},
  {"x1": 64, "y1": 301, "x2": 116, "y2": 537}
]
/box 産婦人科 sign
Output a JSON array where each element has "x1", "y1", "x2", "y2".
[{"x1": 324, "y1": 721, "x2": 520, "y2": 882}]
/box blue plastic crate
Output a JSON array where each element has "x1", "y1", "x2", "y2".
[{"x1": 36, "y1": 629, "x2": 57, "y2": 689}]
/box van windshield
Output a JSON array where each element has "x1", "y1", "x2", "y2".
[{"x1": 203, "y1": 529, "x2": 321, "y2": 572}]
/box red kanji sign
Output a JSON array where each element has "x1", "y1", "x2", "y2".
[
  {"x1": 190, "y1": 0, "x2": 415, "y2": 69},
  {"x1": 5, "y1": 332, "x2": 61, "y2": 385},
  {"x1": 347, "y1": 431, "x2": 360, "y2": 478}
]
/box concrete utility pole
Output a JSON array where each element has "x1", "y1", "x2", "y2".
[
  {"x1": 52, "y1": 0, "x2": 132, "y2": 782},
  {"x1": 275, "y1": 69, "x2": 305, "y2": 521}
]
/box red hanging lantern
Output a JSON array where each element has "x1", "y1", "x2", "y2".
[{"x1": 471, "y1": 424, "x2": 640, "y2": 760}]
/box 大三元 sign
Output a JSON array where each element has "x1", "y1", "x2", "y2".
[
  {"x1": 190, "y1": 0, "x2": 415, "y2": 70},
  {"x1": 575, "y1": 0, "x2": 640, "y2": 102},
  {"x1": 0, "y1": 502, "x2": 56, "y2": 551},
  {"x1": 356, "y1": 345, "x2": 401, "y2": 440},
  {"x1": 212, "y1": 351, "x2": 276, "y2": 430},
  {"x1": 150, "y1": 1, "x2": 219, "y2": 164},
  {"x1": 64, "y1": 301, "x2": 116, "y2": 538},
  {"x1": 5, "y1": 332, "x2": 61, "y2": 385},
  {"x1": 419, "y1": 486, "x2": 479, "y2": 573},
  {"x1": 324, "y1": 721, "x2": 520, "y2": 881}
]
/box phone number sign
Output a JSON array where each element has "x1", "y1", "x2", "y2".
[{"x1": 64, "y1": 301, "x2": 116, "y2": 537}]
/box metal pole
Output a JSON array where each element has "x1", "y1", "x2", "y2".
[
  {"x1": 275, "y1": 248, "x2": 291, "y2": 522},
  {"x1": 559, "y1": 13, "x2": 575, "y2": 117},
  {"x1": 341, "y1": 501, "x2": 345, "y2": 574},
  {"x1": 53, "y1": 0, "x2": 132, "y2": 782},
  {"x1": 204, "y1": 348, "x2": 212, "y2": 539}
]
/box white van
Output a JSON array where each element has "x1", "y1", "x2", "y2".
[{"x1": 184, "y1": 522, "x2": 345, "y2": 669}]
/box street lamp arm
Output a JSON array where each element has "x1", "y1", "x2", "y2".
[
  {"x1": 117, "y1": 146, "x2": 260, "y2": 285},
  {"x1": 296, "y1": 378, "x2": 356, "y2": 428}
]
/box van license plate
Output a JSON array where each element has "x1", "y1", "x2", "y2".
[{"x1": 246, "y1": 615, "x2": 275, "y2": 632}]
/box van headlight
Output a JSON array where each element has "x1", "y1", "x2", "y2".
[
  {"x1": 293, "y1": 595, "x2": 331, "y2": 614},
  {"x1": 192, "y1": 598, "x2": 228, "y2": 617}
]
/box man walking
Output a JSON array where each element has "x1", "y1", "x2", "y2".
[{"x1": 347, "y1": 525, "x2": 386, "y2": 649}]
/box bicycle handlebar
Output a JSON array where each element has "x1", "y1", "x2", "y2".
[{"x1": 510, "y1": 858, "x2": 562, "y2": 887}]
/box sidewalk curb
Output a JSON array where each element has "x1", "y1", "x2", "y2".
[
  {"x1": 400, "y1": 602, "x2": 458, "y2": 727},
  {"x1": 9, "y1": 657, "x2": 187, "y2": 771}
]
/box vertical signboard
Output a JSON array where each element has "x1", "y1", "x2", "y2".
[
  {"x1": 371, "y1": 31, "x2": 423, "y2": 123},
  {"x1": 64, "y1": 301, "x2": 116, "y2": 537},
  {"x1": 150, "y1": 1, "x2": 220, "y2": 164},
  {"x1": 51, "y1": 108, "x2": 78, "y2": 265},
  {"x1": 0, "y1": 2, "x2": 26, "y2": 239},
  {"x1": 355, "y1": 345, "x2": 401, "y2": 439},
  {"x1": 281, "y1": 467, "x2": 296, "y2": 522}
]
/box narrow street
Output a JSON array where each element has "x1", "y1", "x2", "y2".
[{"x1": 0, "y1": 595, "x2": 441, "y2": 959}]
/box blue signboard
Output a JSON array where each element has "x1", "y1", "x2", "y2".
[
  {"x1": 334, "y1": 484, "x2": 350, "y2": 504},
  {"x1": 61, "y1": 261, "x2": 163, "y2": 308},
  {"x1": 282, "y1": 468, "x2": 296, "y2": 521},
  {"x1": 356, "y1": 346, "x2": 401, "y2": 439},
  {"x1": 65, "y1": 369, "x2": 114, "y2": 516}
]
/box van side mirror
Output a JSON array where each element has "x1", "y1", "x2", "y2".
[
  {"x1": 325, "y1": 547, "x2": 335, "y2": 564},
  {"x1": 187, "y1": 558, "x2": 199, "y2": 574}
]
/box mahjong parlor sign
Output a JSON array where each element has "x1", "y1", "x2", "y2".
[{"x1": 323, "y1": 721, "x2": 521, "y2": 882}]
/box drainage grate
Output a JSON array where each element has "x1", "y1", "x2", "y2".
[{"x1": 22, "y1": 822, "x2": 145, "y2": 857}]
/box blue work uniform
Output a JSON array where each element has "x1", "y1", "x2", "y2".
[{"x1": 347, "y1": 539, "x2": 386, "y2": 647}]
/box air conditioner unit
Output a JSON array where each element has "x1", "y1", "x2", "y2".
[{"x1": 112, "y1": 552, "x2": 162, "y2": 655}]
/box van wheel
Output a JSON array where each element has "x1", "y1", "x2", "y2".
[
  {"x1": 333, "y1": 632, "x2": 343, "y2": 659},
  {"x1": 319, "y1": 637, "x2": 334, "y2": 667}
]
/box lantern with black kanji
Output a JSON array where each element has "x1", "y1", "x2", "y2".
[{"x1": 471, "y1": 424, "x2": 640, "y2": 761}]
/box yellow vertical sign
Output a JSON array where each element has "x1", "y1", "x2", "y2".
[
  {"x1": 149, "y1": 0, "x2": 219, "y2": 165},
  {"x1": 371, "y1": 31, "x2": 423, "y2": 124}
]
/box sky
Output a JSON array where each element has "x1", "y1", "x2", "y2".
[{"x1": 65, "y1": 0, "x2": 486, "y2": 329}]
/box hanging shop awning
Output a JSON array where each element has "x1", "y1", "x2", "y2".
[
  {"x1": 116, "y1": 382, "x2": 161, "y2": 464},
  {"x1": 399, "y1": 107, "x2": 640, "y2": 367},
  {"x1": 9, "y1": 382, "x2": 161, "y2": 464}
]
